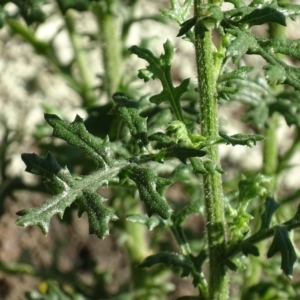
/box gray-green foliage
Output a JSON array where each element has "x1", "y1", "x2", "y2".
[{"x1": 2, "y1": 0, "x2": 300, "y2": 299}]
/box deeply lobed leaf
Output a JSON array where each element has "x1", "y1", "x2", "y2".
[
  {"x1": 45, "y1": 114, "x2": 114, "y2": 168},
  {"x1": 120, "y1": 165, "x2": 173, "y2": 219}
]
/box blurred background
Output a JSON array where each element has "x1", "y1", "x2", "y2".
[{"x1": 1, "y1": 0, "x2": 300, "y2": 299}]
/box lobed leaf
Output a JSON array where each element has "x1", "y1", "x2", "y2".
[
  {"x1": 21, "y1": 152, "x2": 74, "y2": 193},
  {"x1": 16, "y1": 189, "x2": 78, "y2": 235},
  {"x1": 139, "y1": 252, "x2": 193, "y2": 278},
  {"x1": 238, "y1": 174, "x2": 270, "y2": 204},
  {"x1": 111, "y1": 92, "x2": 149, "y2": 149},
  {"x1": 259, "y1": 196, "x2": 280, "y2": 231},
  {"x1": 44, "y1": 114, "x2": 113, "y2": 168},
  {"x1": 77, "y1": 190, "x2": 118, "y2": 239},
  {"x1": 218, "y1": 66, "x2": 254, "y2": 83},
  {"x1": 160, "y1": 0, "x2": 193, "y2": 24},
  {"x1": 126, "y1": 214, "x2": 166, "y2": 230},
  {"x1": 263, "y1": 64, "x2": 286, "y2": 85},
  {"x1": 226, "y1": 30, "x2": 258, "y2": 63},
  {"x1": 17, "y1": 151, "x2": 126, "y2": 236},
  {"x1": 129, "y1": 40, "x2": 188, "y2": 121},
  {"x1": 219, "y1": 132, "x2": 264, "y2": 147},
  {"x1": 267, "y1": 226, "x2": 297, "y2": 278},
  {"x1": 120, "y1": 165, "x2": 173, "y2": 219}
]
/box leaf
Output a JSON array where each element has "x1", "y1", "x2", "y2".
[
  {"x1": 218, "y1": 66, "x2": 254, "y2": 83},
  {"x1": 243, "y1": 102, "x2": 269, "y2": 129},
  {"x1": 10, "y1": 0, "x2": 46, "y2": 25},
  {"x1": 238, "y1": 174, "x2": 270, "y2": 203},
  {"x1": 241, "y1": 242, "x2": 259, "y2": 257},
  {"x1": 226, "y1": 30, "x2": 258, "y2": 63},
  {"x1": 77, "y1": 190, "x2": 118, "y2": 239},
  {"x1": 238, "y1": 7, "x2": 286, "y2": 27},
  {"x1": 276, "y1": 3, "x2": 300, "y2": 20},
  {"x1": 259, "y1": 196, "x2": 280, "y2": 231},
  {"x1": 21, "y1": 152, "x2": 74, "y2": 193},
  {"x1": 139, "y1": 252, "x2": 193, "y2": 277},
  {"x1": 269, "y1": 98, "x2": 300, "y2": 127},
  {"x1": 267, "y1": 226, "x2": 297, "y2": 278},
  {"x1": 16, "y1": 189, "x2": 78, "y2": 235},
  {"x1": 129, "y1": 40, "x2": 187, "y2": 121},
  {"x1": 126, "y1": 214, "x2": 166, "y2": 230},
  {"x1": 224, "y1": 258, "x2": 238, "y2": 271},
  {"x1": 263, "y1": 64, "x2": 286, "y2": 85},
  {"x1": 111, "y1": 92, "x2": 149, "y2": 148},
  {"x1": 44, "y1": 114, "x2": 113, "y2": 168},
  {"x1": 148, "y1": 132, "x2": 175, "y2": 148},
  {"x1": 160, "y1": 0, "x2": 193, "y2": 24},
  {"x1": 120, "y1": 165, "x2": 172, "y2": 219},
  {"x1": 146, "y1": 146, "x2": 206, "y2": 164},
  {"x1": 177, "y1": 17, "x2": 197, "y2": 37},
  {"x1": 16, "y1": 153, "x2": 125, "y2": 236},
  {"x1": 219, "y1": 132, "x2": 264, "y2": 147},
  {"x1": 258, "y1": 38, "x2": 300, "y2": 62}
]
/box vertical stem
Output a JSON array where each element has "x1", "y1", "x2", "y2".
[
  {"x1": 64, "y1": 11, "x2": 97, "y2": 108},
  {"x1": 92, "y1": 0, "x2": 122, "y2": 100},
  {"x1": 194, "y1": 2, "x2": 228, "y2": 299}
]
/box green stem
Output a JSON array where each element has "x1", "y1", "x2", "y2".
[
  {"x1": 194, "y1": 2, "x2": 228, "y2": 299},
  {"x1": 64, "y1": 11, "x2": 97, "y2": 108},
  {"x1": 92, "y1": 0, "x2": 122, "y2": 100}
]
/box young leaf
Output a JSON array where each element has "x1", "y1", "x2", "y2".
[
  {"x1": 219, "y1": 132, "x2": 264, "y2": 147},
  {"x1": 8, "y1": 0, "x2": 46, "y2": 25},
  {"x1": 258, "y1": 38, "x2": 300, "y2": 62},
  {"x1": 238, "y1": 7, "x2": 286, "y2": 27},
  {"x1": 76, "y1": 190, "x2": 118, "y2": 239},
  {"x1": 238, "y1": 174, "x2": 270, "y2": 203},
  {"x1": 177, "y1": 17, "x2": 197, "y2": 37},
  {"x1": 160, "y1": 0, "x2": 193, "y2": 24},
  {"x1": 44, "y1": 114, "x2": 113, "y2": 168},
  {"x1": 269, "y1": 99, "x2": 300, "y2": 127},
  {"x1": 111, "y1": 92, "x2": 149, "y2": 149},
  {"x1": 119, "y1": 165, "x2": 172, "y2": 219},
  {"x1": 126, "y1": 214, "x2": 166, "y2": 231},
  {"x1": 139, "y1": 252, "x2": 193, "y2": 278},
  {"x1": 267, "y1": 226, "x2": 297, "y2": 278},
  {"x1": 21, "y1": 152, "x2": 74, "y2": 191},
  {"x1": 217, "y1": 66, "x2": 254, "y2": 83},
  {"x1": 129, "y1": 40, "x2": 188, "y2": 121},
  {"x1": 226, "y1": 30, "x2": 258, "y2": 63},
  {"x1": 263, "y1": 64, "x2": 286, "y2": 85},
  {"x1": 276, "y1": 3, "x2": 300, "y2": 20},
  {"x1": 259, "y1": 196, "x2": 279, "y2": 231}
]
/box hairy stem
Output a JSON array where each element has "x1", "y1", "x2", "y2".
[{"x1": 194, "y1": 2, "x2": 228, "y2": 299}]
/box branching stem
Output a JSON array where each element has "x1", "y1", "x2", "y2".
[{"x1": 194, "y1": 1, "x2": 228, "y2": 299}]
